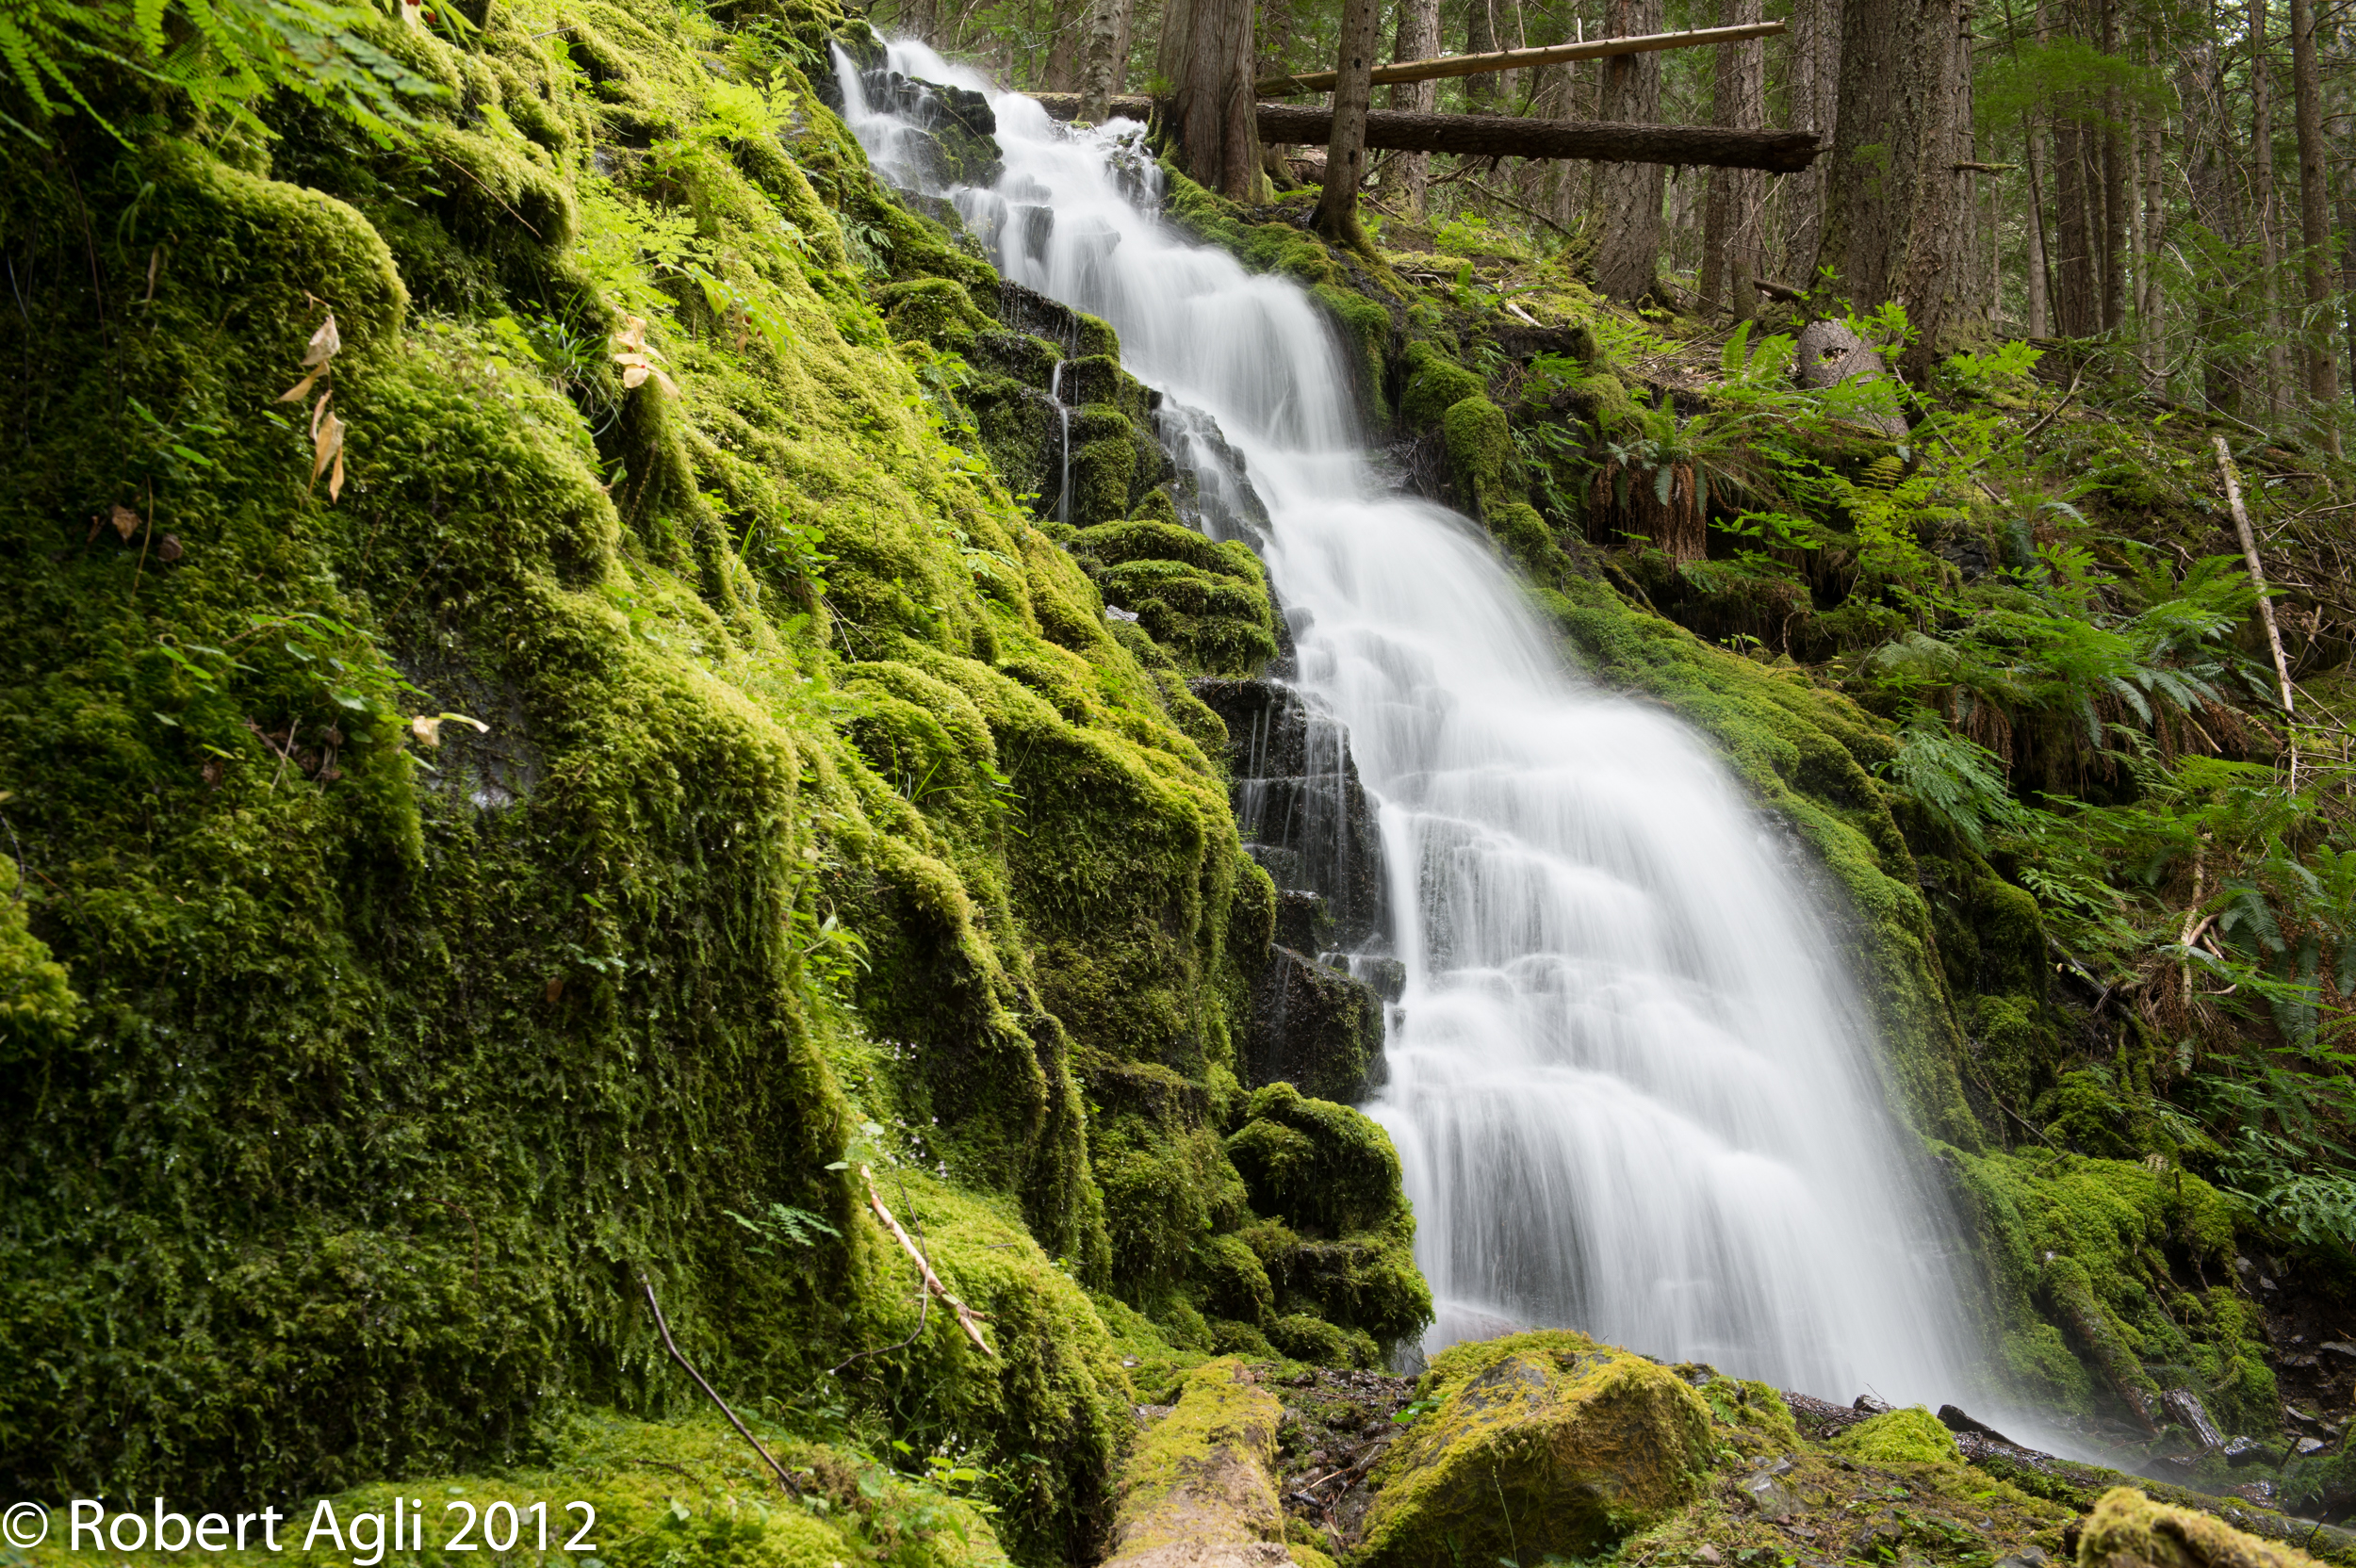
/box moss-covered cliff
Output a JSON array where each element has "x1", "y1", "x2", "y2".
[{"x1": 0, "y1": 2, "x2": 1415, "y2": 1559}]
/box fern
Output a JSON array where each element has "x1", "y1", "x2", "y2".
[
  {"x1": 0, "y1": 0, "x2": 445, "y2": 147},
  {"x1": 725, "y1": 1202, "x2": 842, "y2": 1255},
  {"x1": 1875, "y1": 709, "x2": 2032, "y2": 855}
]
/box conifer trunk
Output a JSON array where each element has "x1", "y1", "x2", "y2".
[
  {"x1": 1159, "y1": 0, "x2": 1260, "y2": 198},
  {"x1": 1312, "y1": 0, "x2": 1382, "y2": 247},
  {"x1": 1591, "y1": 0, "x2": 1666, "y2": 302},
  {"x1": 1698, "y1": 0, "x2": 1765, "y2": 318},
  {"x1": 2289, "y1": 0, "x2": 2340, "y2": 417},
  {"x1": 1390, "y1": 0, "x2": 1442, "y2": 214}
]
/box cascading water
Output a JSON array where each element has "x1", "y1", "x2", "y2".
[{"x1": 840, "y1": 47, "x2": 1967, "y2": 1402}]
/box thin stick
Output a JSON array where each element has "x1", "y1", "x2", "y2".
[
  {"x1": 1254, "y1": 19, "x2": 1786, "y2": 96},
  {"x1": 2019, "y1": 362, "x2": 2085, "y2": 443},
  {"x1": 861, "y1": 1168, "x2": 995, "y2": 1356},
  {"x1": 2214, "y1": 436, "x2": 2299, "y2": 787},
  {"x1": 130, "y1": 483, "x2": 155, "y2": 601},
  {"x1": 639, "y1": 1276, "x2": 802, "y2": 1497}
]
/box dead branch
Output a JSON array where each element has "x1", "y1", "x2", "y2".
[{"x1": 863, "y1": 1167, "x2": 996, "y2": 1357}]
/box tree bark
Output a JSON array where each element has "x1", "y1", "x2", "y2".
[
  {"x1": 1464, "y1": 0, "x2": 1498, "y2": 111},
  {"x1": 1591, "y1": 0, "x2": 1666, "y2": 302},
  {"x1": 2099, "y1": 0, "x2": 2126, "y2": 331},
  {"x1": 1312, "y1": 0, "x2": 1382, "y2": 246},
  {"x1": 1698, "y1": 0, "x2": 1765, "y2": 318},
  {"x1": 2052, "y1": 109, "x2": 2097, "y2": 335},
  {"x1": 2023, "y1": 111, "x2": 2051, "y2": 336},
  {"x1": 1044, "y1": 0, "x2": 1081, "y2": 90},
  {"x1": 1074, "y1": 0, "x2": 1132, "y2": 120},
  {"x1": 2252, "y1": 0, "x2": 2289, "y2": 416},
  {"x1": 1816, "y1": 0, "x2": 1977, "y2": 349},
  {"x1": 1389, "y1": 0, "x2": 1442, "y2": 214},
  {"x1": 2289, "y1": 0, "x2": 2340, "y2": 417},
  {"x1": 1158, "y1": 0, "x2": 1260, "y2": 198},
  {"x1": 1781, "y1": 0, "x2": 1839, "y2": 290}
]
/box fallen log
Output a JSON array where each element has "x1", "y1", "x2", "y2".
[
  {"x1": 1023, "y1": 95, "x2": 1822, "y2": 172},
  {"x1": 1254, "y1": 20, "x2": 1785, "y2": 97}
]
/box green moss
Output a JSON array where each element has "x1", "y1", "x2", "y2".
[
  {"x1": 1357, "y1": 1331, "x2": 1716, "y2": 1568},
  {"x1": 1831, "y1": 1407, "x2": 1964, "y2": 1464},
  {"x1": 1399, "y1": 340, "x2": 1486, "y2": 430},
  {"x1": 1225, "y1": 1083, "x2": 1400, "y2": 1236}
]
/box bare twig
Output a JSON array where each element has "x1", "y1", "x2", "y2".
[
  {"x1": 2215, "y1": 437, "x2": 2299, "y2": 787},
  {"x1": 639, "y1": 1275, "x2": 802, "y2": 1497},
  {"x1": 860, "y1": 1167, "x2": 994, "y2": 1356},
  {"x1": 2019, "y1": 363, "x2": 2085, "y2": 443}
]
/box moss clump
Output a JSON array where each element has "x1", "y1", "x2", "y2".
[
  {"x1": 1222, "y1": 1086, "x2": 1431, "y2": 1350},
  {"x1": 1399, "y1": 340, "x2": 1486, "y2": 430},
  {"x1": 2077, "y1": 1486, "x2": 2329, "y2": 1568},
  {"x1": 1831, "y1": 1406, "x2": 1964, "y2": 1464},
  {"x1": 1069, "y1": 520, "x2": 1279, "y2": 676},
  {"x1": 1356, "y1": 1331, "x2": 1715, "y2": 1568},
  {"x1": 1226, "y1": 1083, "x2": 1401, "y2": 1236}
]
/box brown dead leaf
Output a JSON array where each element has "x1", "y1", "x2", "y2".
[
  {"x1": 110, "y1": 503, "x2": 140, "y2": 542},
  {"x1": 200, "y1": 759, "x2": 224, "y2": 790},
  {"x1": 546, "y1": 977, "x2": 564, "y2": 1004},
  {"x1": 86, "y1": 514, "x2": 103, "y2": 545},
  {"x1": 302, "y1": 313, "x2": 341, "y2": 368},
  {"x1": 156, "y1": 534, "x2": 184, "y2": 563},
  {"x1": 309, "y1": 395, "x2": 347, "y2": 498}
]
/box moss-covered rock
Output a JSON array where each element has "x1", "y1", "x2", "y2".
[
  {"x1": 1104, "y1": 1358, "x2": 1293, "y2": 1567},
  {"x1": 1831, "y1": 1406, "x2": 1964, "y2": 1464},
  {"x1": 2076, "y1": 1486, "x2": 2329, "y2": 1568},
  {"x1": 1355, "y1": 1331, "x2": 1716, "y2": 1567}
]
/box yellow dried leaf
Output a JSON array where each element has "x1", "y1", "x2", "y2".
[
  {"x1": 622, "y1": 363, "x2": 650, "y2": 389},
  {"x1": 329, "y1": 449, "x2": 346, "y2": 503},
  {"x1": 110, "y1": 503, "x2": 140, "y2": 541},
  {"x1": 310, "y1": 397, "x2": 347, "y2": 492},
  {"x1": 612, "y1": 317, "x2": 648, "y2": 355},
  {"x1": 411, "y1": 715, "x2": 442, "y2": 746},
  {"x1": 651, "y1": 368, "x2": 681, "y2": 399},
  {"x1": 278, "y1": 370, "x2": 321, "y2": 404}
]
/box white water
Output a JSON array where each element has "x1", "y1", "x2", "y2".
[{"x1": 840, "y1": 47, "x2": 1966, "y2": 1402}]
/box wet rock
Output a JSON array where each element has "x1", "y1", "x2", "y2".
[
  {"x1": 2160, "y1": 1389, "x2": 2226, "y2": 1452},
  {"x1": 1352, "y1": 1331, "x2": 1715, "y2": 1568},
  {"x1": 2223, "y1": 1435, "x2": 2274, "y2": 1467},
  {"x1": 1249, "y1": 947, "x2": 1384, "y2": 1102},
  {"x1": 1939, "y1": 1404, "x2": 2024, "y2": 1448}
]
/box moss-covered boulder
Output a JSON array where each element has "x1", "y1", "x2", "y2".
[
  {"x1": 2076, "y1": 1486, "x2": 2329, "y2": 1568},
  {"x1": 1831, "y1": 1406, "x2": 1964, "y2": 1464},
  {"x1": 1355, "y1": 1331, "x2": 1715, "y2": 1568},
  {"x1": 1070, "y1": 520, "x2": 1279, "y2": 676},
  {"x1": 1105, "y1": 1357, "x2": 1299, "y2": 1568}
]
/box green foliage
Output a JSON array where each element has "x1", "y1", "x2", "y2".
[
  {"x1": 1, "y1": 0, "x2": 447, "y2": 145},
  {"x1": 1830, "y1": 1407, "x2": 1963, "y2": 1465},
  {"x1": 1875, "y1": 709, "x2": 2033, "y2": 854}
]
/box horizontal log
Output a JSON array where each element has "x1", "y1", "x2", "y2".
[
  {"x1": 1023, "y1": 95, "x2": 1823, "y2": 172},
  {"x1": 1257, "y1": 106, "x2": 1821, "y2": 172},
  {"x1": 1254, "y1": 21, "x2": 1785, "y2": 97}
]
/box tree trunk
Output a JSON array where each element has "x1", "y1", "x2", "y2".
[
  {"x1": 1816, "y1": 0, "x2": 1977, "y2": 352},
  {"x1": 2252, "y1": 0, "x2": 2289, "y2": 416},
  {"x1": 1390, "y1": 0, "x2": 1442, "y2": 214},
  {"x1": 1590, "y1": 0, "x2": 1666, "y2": 302},
  {"x1": 1464, "y1": 0, "x2": 1498, "y2": 111},
  {"x1": 1045, "y1": 0, "x2": 1081, "y2": 90},
  {"x1": 2023, "y1": 112, "x2": 2051, "y2": 336},
  {"x1": 1075, "y1": 0, "x2": 1131, "y2": 119},
  {"x1": 1312, "y1": 0, "x2": 1382, "y2": 247},
  {"x1": 2137, "y1": 38, "x2": 2165, "y2": 382},
  {"x1": 2099, "y1": 0, "x2": 2126, "y2": 331},
  {"x1": 1698, "y1": 0, "x2": 1765, "y2": 318},
  {"x1": 2290, "y1": 0, "x2": 2340, "y2": 419},
  {"x1": 2053, "y1": 110, "x2": 2097, "y2": 335},
  {"x1": 1781, "y1": 0, "x2": 1839, "y2": 290},
  {"x1": 1158, "y1": 0, "x2": 1260, "y2": 198}
]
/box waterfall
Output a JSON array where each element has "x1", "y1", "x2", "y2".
[{"x1": 839, "y1": 46, "x2": 1967, "y2": 1403}]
